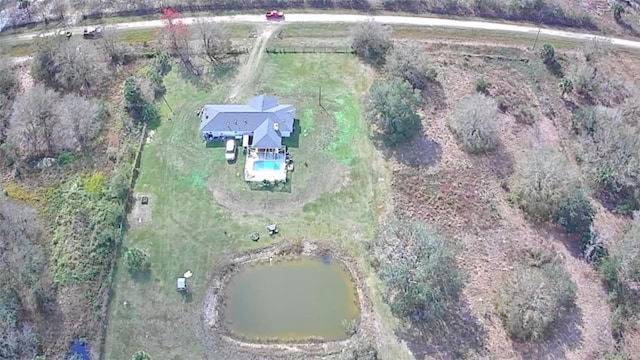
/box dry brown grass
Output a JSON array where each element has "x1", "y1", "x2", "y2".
[{"x1": 385, "y1": 39, "x2": 640, "y2": 358}]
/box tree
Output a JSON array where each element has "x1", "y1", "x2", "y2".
[
  {"x1": 573, "y1": 63, "x2": 601, "y2": 99},
  {"x1": 372, "y1": 220, "x2": 462, "y2": 325},
  {"x1": 8, "y1": 84, "x2": 61, "y2": 159},
  {"x1": 124, "y1": 248, "x2": 148, "y2": 275},
  {"x1": 58, "y1": 94, "x2": 106, "y2": 150},
  {"x1": 474, "y1": 77, "x2": 488, "y2": 94},
  {"x1": 613, "y1": 3, "x2": 625, "y2": 22},
  {"x1": 552, "y1": 187, "x2": 596, "y2": 236},
  {"x1": 0, "y1": 59, "x2": 17, "y2": 96},
  {"x1": 540, "y1": 43, "x2": 555, "y2": 63},
  {"x1": 160, "y1": 8, "x2": 190, "y2": 62},
  {"x1": 193, "y1": 19, "x2": 232, "y2": 64},
  {"x1": 611, "y1": 219, "x2": 640, "y2": 283},
  {"x1": 123, "y1": 77, "x2": 157, "y2": 124},
  {"x1": 351, "y1": 21, "x2": 392, "y2": 67},
  {"x1": 497, "y1": 254, "x2": 576, "y2": 341},
  {"x1": 132, "y1": 350, "x2": 152, "y2": 360},
  {"x1": 559, "y1": 77, "x2": 574, "y2": 97},
  {"x1": 384, "y1": 42, "x2": 436, "y2": 90},
  {"x1": 31, "y1": 37, "x2": 108, "y2": 95},
  {"x1": 509, "y1": 147, "x2": 577, "y2": 219},
  {"x1": 363, "y1": 76, "x2": 422, "y2": 147},
  {"x1": 448, "y1": 94, "x2": 499, "y2": 154}
]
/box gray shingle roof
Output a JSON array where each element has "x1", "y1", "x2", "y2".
[
  {"x1": 198, "y1": 95, "x2": 295, "y2": 135},
  {"x1": 251, "y1": 119, "x2": 282, "y2": 148}
]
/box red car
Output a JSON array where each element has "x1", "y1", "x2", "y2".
[{"x1": 265, "y1": 9, "x2": 284, "y2": 20}]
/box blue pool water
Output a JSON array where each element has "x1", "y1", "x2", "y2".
[
  {"x1": 253, "y1": 160, "x2": 282, "y2": 171},
  {"x1": 68, "y1": 340, "x2": 90, "y2": 360}
]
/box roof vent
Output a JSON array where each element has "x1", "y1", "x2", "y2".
[
  {"x1": 234, "y1": 119, "x2": 238, "y2": 125},
  {"x1": 273, "y1": 122, "x2": 279, "y2": 131},
  {"x1": 244, "y1": 118, "x2": 247, "y2": 124}
]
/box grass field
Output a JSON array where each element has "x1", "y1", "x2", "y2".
[{"x1": 103, "y1": 50, "x2": 394, "y2": 358}]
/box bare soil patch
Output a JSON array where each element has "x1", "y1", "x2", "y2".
[
  {"x1": 127, "y1": 193, "x2": 154, "y2": 231},
  {"x1": 199, "y1": 240, "x2": 379, "y2": 359}
]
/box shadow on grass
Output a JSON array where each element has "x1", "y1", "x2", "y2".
[
  {"x1": 282, "y1": 119, "x2": 301, "y2": 149},
  {"x1": 208, "y1": 58, "x2": 240, "y2": 83},
  {"x1": 130, "y1": 267, "x2": 151, "y2": 284},
  {"x1": 205, "y1": 141, "x2": 224, "y2": 149},
  {"x1": 246, "y1": 177, "x2": 292, "y2": 194},
  {"x1": 180, "y1": 291, "x2": 194, "y2": 303},
  {"x1": 396, "y1": 299, "x2": 488, "y2": 359},
  {"x1": 422, "y1": 79, "x2": 448, "y2": 111},
  {"x1": 511, "y1": 306, "x2": 584, "y2": 360}
]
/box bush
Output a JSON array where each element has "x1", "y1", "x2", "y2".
[
  {"x1": 497, "y1": 253, "x2": 576, "y2": 341},
  {"x1": 559, "y1": 77, "x2": 574, "y2": 97},
  {"x1": 363, "y1": 76, "x2": 422, "y2": 147},
  {"x1": 571, "y1": 106, "x2": 597, "y2": 136},
  {"x1": 510, "y1": 147, "x2": 577, "y2": 219},
  {"x1": 573, "y1": 63, "x2": 601, "y2": 99},
  {"x1": 0, "y1": 59, "x2": 17, "y2": 96},
  {"x1": 448, "y1": 94, "x2": 499, "y2": 153},
  {"x1": 351, "y1": 21, "x2": 392, "y2": 67},
  {"x1": 384, "y1": 42, "x2": 436, "y2": 90},
  {"x1": 512, "y1": 105, "x2": 537, "y2": 125},
  {"x1": 540, "y1": 43, "x2": 555, "y2": 63},
  {"x1": 341, "y1": 339, "x2": 378, "y2": 360},
  {"x1": 552, "y1": 187, "x2": 596, "y2": 235},
  {"x1": 132, "y1": 351, "x2": 152, "y2": 360},
  {"x1": 474, "y1": 77, "x2": 488, "y2": 93},
  {"x1": 613, "y1": 219, "x2": 640, "y2": 283},
  {"x1": 124, "y1": 248, "x2": 149, "y2": 275},
  {"x1": 578, "y1": 104, "x2": 640, "y2": 210},
  {"x1": 372, "y1": 220, "x2": 462, "y2": 325}
]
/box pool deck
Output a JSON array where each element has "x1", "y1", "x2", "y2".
[{"x1": 244, "y1": 150, "x2": 287, "y2": 182}]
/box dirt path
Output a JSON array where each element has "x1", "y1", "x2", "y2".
[{"x1": 227, "y1": 23, "x2": 280, "y2": 102}]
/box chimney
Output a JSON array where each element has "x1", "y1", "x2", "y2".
[{"x1": 273, "y1": 122, "x2": 279, "y2": 131}]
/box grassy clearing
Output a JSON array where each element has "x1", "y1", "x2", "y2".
[
  {"x1": 104, "y1": 53, "x2": 393, "y2": 359},
  {"x1": 119, "y1": 28, "x2": 158, "y2": 44},
  {"x1": 0, "y1": 42, "x2": 36, "y2": 57}
]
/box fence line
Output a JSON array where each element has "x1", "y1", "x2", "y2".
[{"x1": 266, "y1": 47, "x2": 355, "y2": 54}]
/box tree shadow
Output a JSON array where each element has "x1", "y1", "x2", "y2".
[
  {"x1": 544, "y1": 59, "x2": 564, "y2": 78},
  {"x1": 511, "y1": 306, "x2": 584, "y2": 360},
  {"x1": 384, "y1": 133, "x2": 442, "y2": 168},
  {"x1": 130, "y1": 266, "x2": 151, "y2": 283},
  {"x1": 396, "y1": 299, "x2": 488, "y2": 359},
  {"x1": 176, "y1": 59, "x2": 208, "y2": 89},
  {"x1": 207, "y1": 57, "x2": 240, "y2": 83},
  {"x1": 180, "y1": 290, "x2": 193, "y2": 303}
]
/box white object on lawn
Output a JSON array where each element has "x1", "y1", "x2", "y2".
[{"x1": 184, "y1": 270, "x2": 193, "y2": 279}]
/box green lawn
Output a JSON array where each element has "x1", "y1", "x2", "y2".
[{"x1": 104, "y1": 53, "x2": 392, "y2": 359}]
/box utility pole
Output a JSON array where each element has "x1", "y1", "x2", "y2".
[{"x1": 532, "y1": 22, "x2": 542, "y2": 51}]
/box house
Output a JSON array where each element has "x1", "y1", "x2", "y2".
[{"x1": 198, "y1": 95, "x2": 295, "y2": 150}]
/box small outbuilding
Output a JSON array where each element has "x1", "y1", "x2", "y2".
[{"x1": 176, "y1": 277, "x2": 187, "y2": 292}]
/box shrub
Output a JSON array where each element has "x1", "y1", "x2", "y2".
[
  {"x1": 342, "y1": 339, "x2": 378, "y2": 360},
  {"x1": 613, "y1": 3, "x2": 625, "y2": 22},
  {"x1": 512, "y1": 105, "x2": 537, "y2": 125},
  {"x1": 363, "y1": 76, "x2": 422, "y2": 147},
  {"x1": 0, "y1": 59, "x2": 17, "y2": 96},
  {"x1": 474, "y1": 77, "x2": 489, "y2": 93},
  {"x1": 552, "y1": 187, "x2": 596, "y2": 236},
  {"x1": 573, "y1": 63, "x2": 601, "y2": 99},
  {"x1": 372, "y1": 220, "x2": 462, "y2": 325},
  {"x1": 559, "y1": 77, "x2": 574, "y2": 97},
  {"x1": 510, "y1": 147, "x2": 577, "y2": 219},
  {"x1": 448, "y1": 94, "x2": 499, "y2": 153},
  {"x1": 571, "y1": 106, "x2": 597, "y2": 136},
  {"x1": 540, "y1": 43, "x2": 555, "y2": 63},
  {"x1": 132, "y1": 351, "x2": 152, "y2": 360},
  {"x1": 495, "y1": 95, "x2": 507, "y2": 112},
  {"x1": 351, "y1": 21, "x2": 392, "y2": 67},
  {"x1": 384, "y1": 42, "x2": 436, "y2": 90},
  {"x1": 124, "y1": 248, "x2": 149, "y2": 275},
  {"x1": 613, "y1": 219, "x2": 640, "y2": 283},
  {"x1": 497, "y1": 253, "x2": 576, "y2": 341}
]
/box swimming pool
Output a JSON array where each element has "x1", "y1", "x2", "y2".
[{"x1": 253, "y1": 160, "x2": 283, "y2": 171}]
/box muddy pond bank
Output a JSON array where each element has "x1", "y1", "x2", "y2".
[{"x1": 199, "y1": 240, "x2": 378, "y2": 358}]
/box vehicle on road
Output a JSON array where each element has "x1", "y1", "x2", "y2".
[
  {"x1": 265, "y1": 9, "x2": 284, "y2": 21},
  {"x1": 225, "y1": 139, "x2": 237, "y2": 162},
  {"x1": 83, "y1": 26, "x2": 103, "y2": 39}
]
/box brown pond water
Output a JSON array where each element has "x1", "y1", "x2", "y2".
[{"x1": 223, "y1": 257, "x2": 359, "y2": 341}]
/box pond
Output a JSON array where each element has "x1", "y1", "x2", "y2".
[{"x1": 223, "y1": 257, "x2": 359, "y2": 341}]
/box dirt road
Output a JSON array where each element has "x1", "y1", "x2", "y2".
[{"x1": 2, "y1": 13, "x2": 640, "y2": 50}]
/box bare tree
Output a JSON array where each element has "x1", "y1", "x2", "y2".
[
  {"x1": 193, "y1": 19, "x2": 232, "y2": 64},
  {"x1": 384, "y1": 42, "x2": 436, "y2": 90},
  {"x1": 9, "y1": 84, "x2": 60, "y2": 159},
  {"x1": 0, "y1": 58, "x2": 17, "y2": 96},
  {"x1": 351, "y1": 21, "x2": 392, "y2": 67},
  {"x1": 52, "y1": 40, "x2": 108, "y2": 94},
  {"x1": 58, "y1": 94, "x2": 105, "y2": 150},
  {"x1": 100, "y1": 28, "x2": 131, "y2": 66}
]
